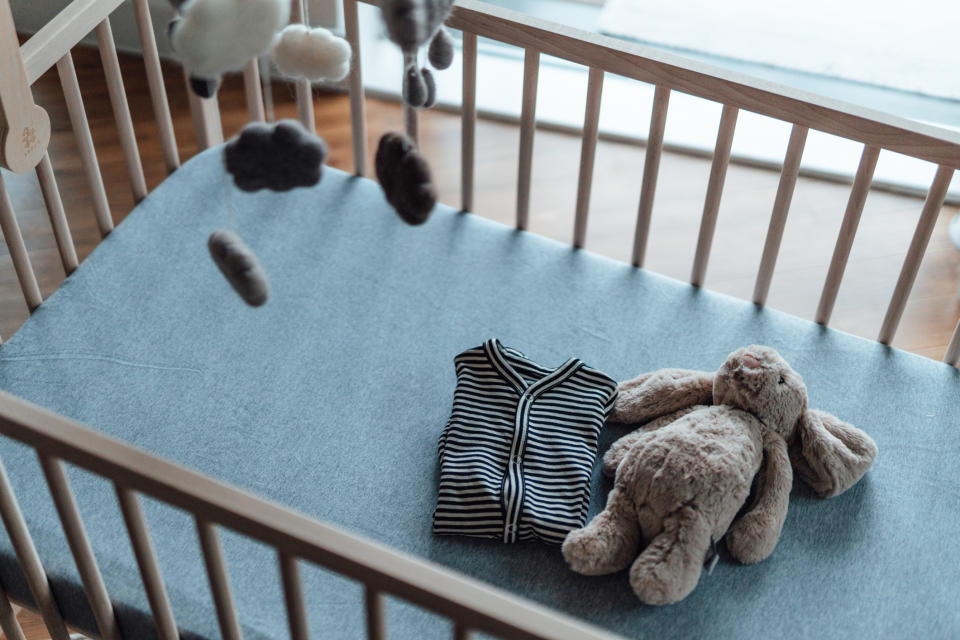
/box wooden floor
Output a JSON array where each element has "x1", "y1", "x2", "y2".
[{"x1": 1, "y1": 41, "x2": 959, "y2": 640}]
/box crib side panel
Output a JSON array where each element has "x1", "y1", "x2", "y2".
[{"x1": 0, "y1": 389, "x2": 620, "y2": 640}]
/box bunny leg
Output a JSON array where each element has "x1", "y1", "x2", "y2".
[
  {"x1": 562, "y1": 487, "x2": 640, "y2": 575},
  {"x1": 603, "y1": 406, "x2": 706, "y2": 476},
  {"x1": 629, "y1": 505, "x2": 711, "y2": 605},
  {"x1": 726, "y1": 431, "x2": 792, "y2": 564}
]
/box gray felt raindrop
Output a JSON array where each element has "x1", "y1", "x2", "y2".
[
  {"x1": 428, "y1": 27, "x2": 455, "y2": 70},
  {"x1": 402, "y1": 65, "x2": 428, "y2": 108},
  {"x1": 421, "y1": 67, "x2": 437, "y2": 108},
  {"x1": 208, "y1": 230, "x2": 270, "y2": 307}
]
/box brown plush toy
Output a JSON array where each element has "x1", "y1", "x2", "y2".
[{"x1": 561, "y1": 345, "x2": 877, "y2": 606}]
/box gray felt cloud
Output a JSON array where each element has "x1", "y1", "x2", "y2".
[
  {"x1": 208, "y1": 230, "x2": 270, "y2": 307},
  {"x1": 375, "y1": 132, "x2": 437, "y2": 226},
  {"x1": 224, "y1": 120, "x2": 328, "y2": 193}
]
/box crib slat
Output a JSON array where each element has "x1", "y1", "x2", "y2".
[
  {"x1": 292, "y1": 0, "x2": 316, "y2": 133},
  {"x1": 573, "y1": 67, "x2": 604, "y2": 249},
  {"x1": 38, "y1": 455, "x2": 121, "y2": 640},
  {"x1": 58, "y1": 51, "x2": 114, "y2": 238},
  {"x1": 37, "y1": 153, "x2": 79, "y2": 275},
  {"x1": 631, "y1": 85, "x2": 670, "y2": 268},
  {"x1": 115, "y1": 486, "x2": 180, "y2": 640},
  {"x1": 243, "y1": 59, "x2": 266, "y2": 123},
  {"x1": 753, "y1": 124, "x2": 809, "y2": 305},
  {"x1": 184, "y1": 69, "x2": 224, "y2": 150},
  {"x1": 95, "y1": 18, "x2": 148, "y2": 203},
  {"x1": 516, "y1": 48, "x2": 540, "y2": 231},
  {"x1": 691, "y1": 104, "x2": 738, "y2": 287},
  {"x1": 296, "y1": 82, "x2": 315, "y2": 133},
  {"x1": 461, "y1": 31, "x2": 478, "y2": 213},
  {"x1": 196, "y1": 520, "x2": 243, "y2": 640},
  {"x1": 132, "y1": 0, "x2": 179, "y2": 172},
  {"x1": 0, "y1": 588, "x2": 26, "y2": 640},
  {"x1": 945, "y1": 317, "x2": 960, "y2": 367},
  {"x1": 453, "y1": 623, "x2": 472, "y2": 640},
  {"x1": 0, "y1": 173, "x2": 43, "y2": 311},
  {"x1": 279, "y1": 553, "x2": 309, "y2": 640},
  {"x1": 878, "y1": 165, "x2": 955, "y2": 345},
  {"x1": 0, "y1": 457, "x2": 70, "y2": 640},
  {"x1": 365, "y1": 586, "x2": 385, "y2": 640},
  {"x1": 343, "y1": 0, "x2": 368, "y2": 176},
  {"x1": 815, "y1": 144, "x2": 881, "y2": 326}
]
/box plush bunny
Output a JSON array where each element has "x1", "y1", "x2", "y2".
[{"x1": 561, "y1": 345, "x2": 877, "y2": 606}]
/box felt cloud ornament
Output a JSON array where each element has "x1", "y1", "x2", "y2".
[
  {"x1": 224, "y1": 120, "x2": 328, "y2": 193},
  {"x1": 169, "y1": 0, "x2": 289, "y2": 97},
  {"x1": 208, "y1": 230, "x2": 270, "y2": 307},
  {"x1": 378, "y1": 0, "x2": 455, "y2": 107},
  {"x1": 375, "y1": 132, "x2": 437, "y2": 226},
  {"x1": 271, "y1": 24, "x2": 352, "y2": 82}
]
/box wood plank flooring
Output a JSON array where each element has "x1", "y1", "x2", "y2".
[{"x1": 1, "y1": 38, "x2": 959, "y2": 640}]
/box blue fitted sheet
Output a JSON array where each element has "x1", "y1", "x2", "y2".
[{"x1": 0, "y1": 147, "x2": 958, "y2": 639}]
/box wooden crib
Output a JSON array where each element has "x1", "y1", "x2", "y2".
[{"x1": 0, "y1": 1, "x2": 959, "y2": 639}]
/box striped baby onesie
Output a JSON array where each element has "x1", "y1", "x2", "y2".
[{"x1": 434, "y1": 339, "x2": 618, "y2": 544}]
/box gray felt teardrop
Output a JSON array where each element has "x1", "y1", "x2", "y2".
[
  {"x1": 208, "y1": 230, "x2": 270, "y2": 307},
  {"x1": 428, "y1": 27, "x2": 454, "y2": 70},
  {"x1": 422, "y1": 67, "x2": 437, "y2": 108},
  {"x1": 402, "y1": 64, "x2": 427, "y2": 108},
  {"x1": 223, "y1": 120, "x2": 327, "y2": 193}
]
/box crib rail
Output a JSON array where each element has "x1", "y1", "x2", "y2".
[
  {"x1": 346, "y1": 0, "x2": 960, "y2": 360},
  {"x1": 0, "y1": 389, "x2": 619, "y2": 640}
]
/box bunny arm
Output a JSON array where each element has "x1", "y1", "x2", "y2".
[
  {"x1": 602, "y1": 406, "x2": 706, "y2": 476},
  {"x1": 724, "y1": 430, "x2": 792, "y2": 565},
  {"x1": 611, "y1": 368, "x2": 714, "y2": 425}
]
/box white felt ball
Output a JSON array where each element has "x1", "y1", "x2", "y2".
[
  {"x1": 171, "y1": 0, "x2": 290, "y2": 78},
  {"x1": 271, "y1": 24, "x2": 352, "y2": 82}
]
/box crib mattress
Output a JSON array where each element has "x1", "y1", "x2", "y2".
[{"x1": 0, "y1": 147, "x2": 958, "y2": 639}]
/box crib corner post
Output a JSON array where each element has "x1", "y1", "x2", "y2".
[{"x1": 0, "y1": 0, "x2": 50, "y2": 173}]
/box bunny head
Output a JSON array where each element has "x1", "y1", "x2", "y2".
[
  {"x1": 714, "y1": 345, "x2": 808, "y2": 439},
  {"x1": 714, "y1": 345, "x2": 877, "y2": 498}
]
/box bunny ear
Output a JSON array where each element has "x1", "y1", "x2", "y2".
[{"x1": 790, "y1": 409, "x2": 877, "y2": 498}]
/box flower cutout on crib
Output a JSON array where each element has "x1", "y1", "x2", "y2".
[{"x1": 22, "y1": 127, "x2": 37, "y2": 152}]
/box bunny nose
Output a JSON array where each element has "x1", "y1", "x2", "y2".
[{"x1": 741, "y1": 354, "x2": 762, "y2": 369}]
